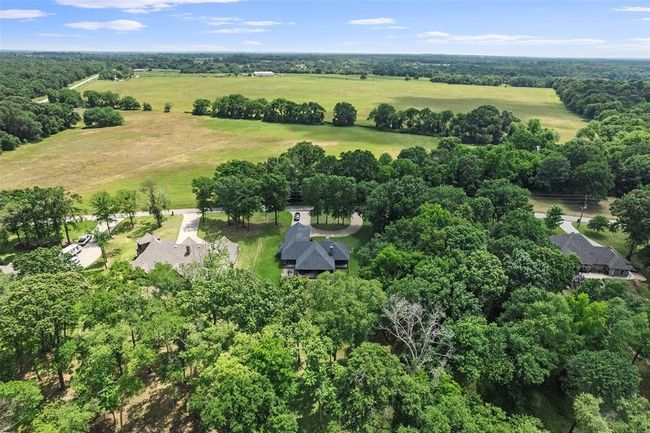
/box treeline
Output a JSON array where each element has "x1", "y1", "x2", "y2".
[
  {"x1": 0, "y1": 187, "x2": 82, "y2": 247},
  {"x1": 0, "y1": 97, "x2": 80, "y2": 152},
  {"x1": 368, "y1": 103, "x2": 523, "y2": 144},
  {"x1": 554, "y1": 78, "x2": 650, "y2": 119},
  {"x1": 193, "y1": 94, "x2": 326, "y2": 125},
  {"x1": 194, "y1": 134, "x2": 645, "y2": 238},
  {"x1": 0, "y1": 55, "x2": 106, "y2": 99},
  {"x1": 53, "y1": 52, "x2": 650, "y2": 84},
  {"x1": 0, "y1": 89, "x2": 154, "y2": 154}
]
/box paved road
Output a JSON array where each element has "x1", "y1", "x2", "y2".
[{"x1": 36, "y1": 74, "x2": 99, "y2": 104}]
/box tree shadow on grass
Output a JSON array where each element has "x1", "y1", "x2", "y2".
[
  {"x1": 200, "y1": 215, "x2": 282, "y2": 244},
  {"x1": 93, "y1": 380, "x2": 199, "y2": 433}
]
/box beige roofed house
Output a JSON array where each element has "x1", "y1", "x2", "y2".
[{"x1": 132, "y1": 234, "x2": 238, "y2": 272}]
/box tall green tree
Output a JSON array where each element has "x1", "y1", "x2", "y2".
[
  {"x1": 140, "y1": 180, "x2": 169, "y2": 228},
  {"x1": 90, "y1": 191, "x2": 116, "y2": 235},
  {"x1": 260, "y1": 173, "x2": 290, "y2": 225},
  {"x1": 610, "y1": 187, "x2": 650, "y2": 258}
]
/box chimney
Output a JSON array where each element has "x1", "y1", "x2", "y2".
[
  {"x1": 329, "y1": 242, "x2": 334, "y2": 256},
  {"x1": 185, "y1": 244, "x2": 191, "y2": 256}
]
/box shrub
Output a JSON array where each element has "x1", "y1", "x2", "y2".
[
  {"x1": 142, "y1": 102, "x2": 152, "y2": 111},
  {"x1": 119, "y1": 95, "x2": 140, "y2": 110},
  {"x1": 332, "y1": 102, "x2": 357, "y2": 127},
  {"x1": 83, "y1": 107, "x2": 124, "y2": 128},
  {"x1": 587, "y1": 215, "x2": 610, "y2": 232}
]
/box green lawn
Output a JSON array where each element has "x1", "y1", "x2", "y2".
[
  {"x1": 95, "y1": 214, "x2": 183, "y2": 267},
  {"x1": 198, "y1": 211, "x2": 291, "y2": 283}
]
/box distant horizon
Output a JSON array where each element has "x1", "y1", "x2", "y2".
[
  {"x1": 1, "y1": 1, "x2": 649, "y2": 59},
  {"x1": 1, "y1": 49, "x2": 649, "y2": 62}
]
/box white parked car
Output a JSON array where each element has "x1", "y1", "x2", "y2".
[
  {"x1": 70, "y1": 255, "x2": 81, "y2": 265},
  {"x1": 62, "y1": 243, "x2": 82, "y2": 256},
  {"x1": 78, "y1": 234, "x2": 93, "y2": 246}
]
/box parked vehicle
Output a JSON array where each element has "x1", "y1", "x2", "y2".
[
  {"x1": 70, "y1": 255, "x2": 81, "y2": 265},
  {"x1": 293, "y1": 212, "x2": 301, "y2": 222},
  {"x1": 62, "y1": 243, "x2": 82, "y2": 256},
  {"x1": 78, "y1": 234, "x2": 93, "y2": 246}
]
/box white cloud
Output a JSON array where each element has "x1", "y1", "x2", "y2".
[
  {"x1": 418, "y1": 31, "x2": 604, "y2": 46},
  {"x1": 39, "y1": 32, "x2": 81, "y2": 38},
  {"x1": 243, "y1": 20, "x2": 283, "y2": 26},
  {"x1": 631, "y1": 37, "x2": 650, "y2": 43},
  {"x1": 612, "y1": 6, "x2": 650, "y2": 12},
  {"x1": 65, "y1": 19, "x2": 146, "y2": 31},
  {"x1": 57, "y1": 0, "x2": 240, "y2": 14},
  {"x1": 243, "y1": 40, "x2": 262, "y2": 45},
  {"x1": 349, "y1": 17, "x2": 395, "y2": 25},
  {"x1": 418, "y1": 31, "x2": 451, "y2": 38},
  {"x1": 207, "y1": 28, "x2": 266, "y2": 34},
  {"x1": 386, "y1": 25, "x2": 409, "y2": 30},
  {"x1": 0, "y1": 9, "x2": 49, "y2": 19},
  {"x1": 640, "y1": 17, "x2": 650, "y2": 21}
]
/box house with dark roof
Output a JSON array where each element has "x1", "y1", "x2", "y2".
[
  {"x1": 132, "y1": 234, "x2": 238, "y2": 272},
  {"x1": 550, "y1": 232, "x2": 635, "y2": 278},
  {"x1": 277, "y1": 223, "x2": 349, "y2": 277}
]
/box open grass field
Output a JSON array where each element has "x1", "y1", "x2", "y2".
[
  {"x1": 0, "y1": 72, "x2": 584, "y2": 208},
  {"x1": 79, "y1": 71, "x2": 584, "y2": 141},
  {"x1": 0, "y1": 111, "x2": 438, "y2": 208}
]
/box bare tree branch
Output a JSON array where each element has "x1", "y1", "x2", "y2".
[{"x1": 379, "y1": 295, "x2": 454, "y2": 372}]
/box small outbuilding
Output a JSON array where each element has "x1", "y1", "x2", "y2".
[{"x1": 253, "y1": 71, "x2": 275, "y2": 77}]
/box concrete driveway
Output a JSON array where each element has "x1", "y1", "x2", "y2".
[
  {"x1": 77, "y1": 243, "x2": 101, "y2": 268},
  {"x1": 177, "y1": 213, "x2": 206, "y2": 244},
  {"x1": 310, "y1": 213, "x2": 363, "y2": 238}
]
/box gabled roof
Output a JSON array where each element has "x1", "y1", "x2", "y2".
[
  {"x1": 295, "y1": 242, "x2": 335, "y2": 271},
  {"x1": 280, "y1": 223, "x2": 312, "y2": 261},
  {"x1": 132, "y1": 235, "x2": 238, "y2": 272},
  {"x1": 319, "y1": 238, "x2": 350, "y2": 261},
  {"x1": 136, "y1": 232, "x2": 159, "y2": 246},
  {"x1": 550, "y1": 232, "x2": 635, "y2": 271}
]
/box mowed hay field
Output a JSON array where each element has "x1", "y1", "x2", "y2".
[
  {"x1": 79, "y1": 71, "x2": 584, "y2": 141},
  {"x1": 0, "y1": 72, "x2": 585, "y2": 208},
  {"x1": 0, "y1": 111, "x2": 437, "y2": 208}
]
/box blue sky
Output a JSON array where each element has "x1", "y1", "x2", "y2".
[{"x1": 0, "y1": 1, "x2": 649, "y2": 58}]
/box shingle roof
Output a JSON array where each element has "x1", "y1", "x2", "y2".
[
  {"x1": 295, "y1": 242, "x2": 335, "y2": 271},
  {"x1": 132, "y1": 235, "x2": 238, "y2": 272},
  {"x1": 278, "y1": 223, "x2": 349, "y2": 271},
  {"x1": 280, "y1": 223, "x2": 312, "y2": 261},
  {"x1": 136, "y1": 232, "x2": 159, "y2": 246},
  {"x1": 319, "y1": 238, "x2": 350, "y2": 261},
  {"x1": 550, "y1": 232, "x2": 635, "y2": 271}
]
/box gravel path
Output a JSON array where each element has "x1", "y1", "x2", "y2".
[
  {"x1": 310, "y1": 213, "x2": 363, "y2": 238},
  {"x1": 36, "y1": 74, "x2": 99, "y2": 103}
]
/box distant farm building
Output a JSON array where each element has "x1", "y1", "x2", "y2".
[{"x1": 253, "y1": 71, "x2": 275, "y2": 77}]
